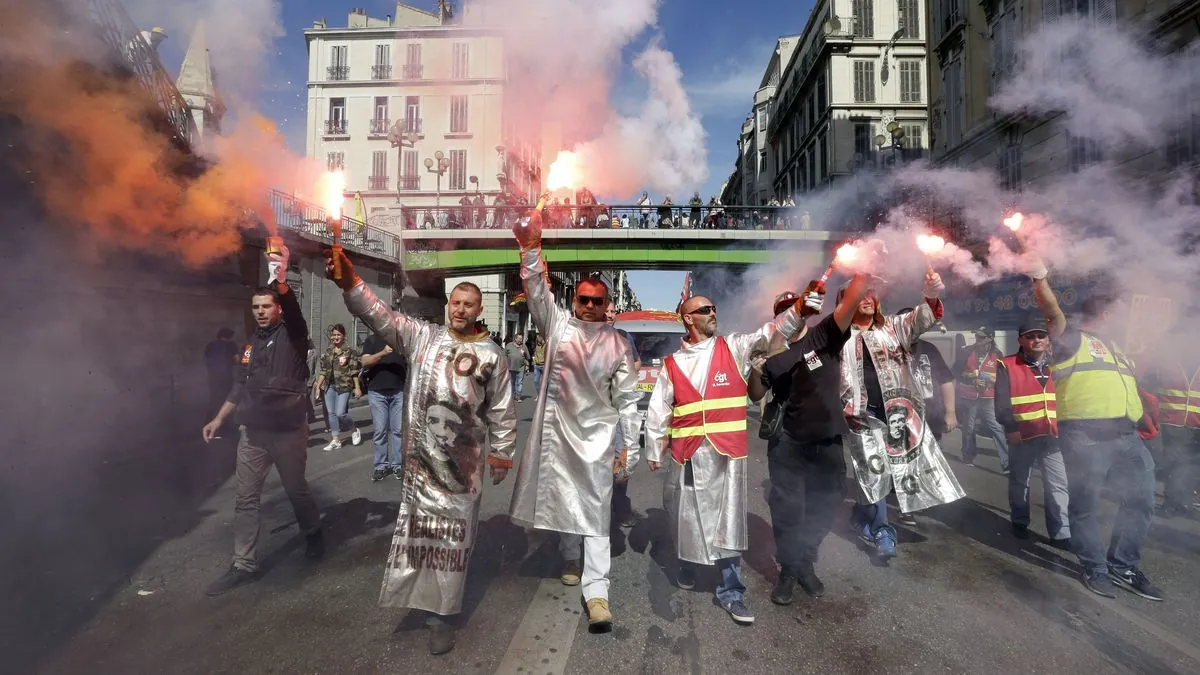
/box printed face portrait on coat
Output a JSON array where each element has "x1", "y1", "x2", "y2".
[{"x1": 882, "y1": 394, "x2": 922, "y2": 459}]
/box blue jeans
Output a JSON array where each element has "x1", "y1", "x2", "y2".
[
  {"x1": 853, "y1": 498, "x2": 889, "y2": 534},
  {"x1": 510, "y1": 369, "x2": 525, "y2": 398},
  {"x1": 960, "y1": 397, "x2": 1010, "y2": 469},
  {"x1": 367, "y1": 390, "x2": 404, "y2": 471},
  {"x1": 324, "y1": 387, "x2": 353, "y2": 436},
  {"x1": 680, "y1": 557, "x2": 745, "y2": 604},
  {"x1": 1008, "y1": 436, "x2": 1070, "y2": 539},
  {"x1": 1060, "y1": 428, "x2": 1155, "y2": 575},
  {"x1": 532, "y1": 365, "x2": 544, "y2": 393}
]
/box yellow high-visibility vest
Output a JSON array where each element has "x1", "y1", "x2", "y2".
[{"x1": 1049, "y1": 332, "x2": 1142, "y2": 423}]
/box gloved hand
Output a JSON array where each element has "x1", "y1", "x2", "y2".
[
  {"x1": 922, "y1": 270, "x2": 945, "y2": 299},
  {"x1": 267, "y1": 245, "x2": 289, "y2": 284},
  {"x1": 1024, "y1": 255, "x2": 1048, "y2": 281},
  {"x1": 513, "y1": 205, "x2": 544, "y2": 249},
  {"x1": 325, "y1": 247, "x2": 361, "y2": 291},
  {"x1": 797, "y1": 279, "x2": 826, "y2": 317}
]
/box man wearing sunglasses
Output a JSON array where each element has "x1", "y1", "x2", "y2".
[
  {"x1": 994, "y1": 320, "x2": 1070, "y2": 548},
  {"x1": 508, "y1": 206, "x2": 643, "y2": 631},
  {"x1": 644, "y1": 284, "x2": 816, "y2": 625}
]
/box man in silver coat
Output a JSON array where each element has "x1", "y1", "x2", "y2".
[
  {"x1": 840, "y1": 271, "x2": 965, "y2": 560},
  {"x1": 328, "y1": 250, "x2": 517, "y2": 656},
  {"x1": 508, "y1": 207, "x2": 643, "y2": 631},
  {"x1": 644, "y1": 290, "x2": 808, "y2": 625}
]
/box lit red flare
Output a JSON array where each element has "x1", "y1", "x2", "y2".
[
  {"x1": 545, "y1": 150, "x2": 583, "y2": 192},
  {"x1": 820, "y1": 242, "x2": 860, "y2": 282},
  {"x1": 1003, "y1": 212, "x2": 1024, "y2": 232},
  {"x1": 916, "y1": 234, "x2": 946, "y2": 255},
  {"x1": 321, "y1": 170, "x2": 346, "y2": 221}
]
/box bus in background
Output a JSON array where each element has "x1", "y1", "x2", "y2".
[{"x1": 612, "y1": 310, "x2": 687, "y2": 417}]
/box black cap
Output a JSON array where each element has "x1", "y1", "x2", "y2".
[
  {"x1": 973, "y1": 325, "x2": 995, "y2": 338},
  {"x1": 1018, "y1": 319, "x2": 1049, "y2": 337}
]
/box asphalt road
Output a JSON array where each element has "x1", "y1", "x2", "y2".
[{"x1": 17, "y1": 401, "x2": 1200, "y2": 675}]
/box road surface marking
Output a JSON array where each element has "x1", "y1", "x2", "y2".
[{"x1": 494, "y1": 579, "x2": 584, "y2": 675}]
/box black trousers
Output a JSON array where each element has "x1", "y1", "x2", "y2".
[{"x1": 767, "y1": 433, "x2": 846, "y2": 577}]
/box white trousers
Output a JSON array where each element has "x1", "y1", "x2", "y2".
[{"x1": 559, "y1": 532, "x2": 611, "y2": 601}]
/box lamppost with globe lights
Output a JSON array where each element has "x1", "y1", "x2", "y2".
[
  {"x1": 387, "y1": 120, "x2": 419, "y2": 202},
  {"x1": 875, "y1": 121, "x2": 905, "y2": 168},
  {"x1": 425, "y1": 150, "x2": 451, "y2": 207}
]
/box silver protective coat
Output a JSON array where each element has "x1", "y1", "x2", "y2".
[
  {"x1": 644, "y1": 310, "x2": 800, "y2": 564},
  {"x1": 508, "y1": 249, "x2": 643, "y2": 537},
  {"x1": 839, "y1": 303, "x2": 965, "y2": 512},
  {"x1": 345, "y1": 282, "x2": 517, "y2": 616}
]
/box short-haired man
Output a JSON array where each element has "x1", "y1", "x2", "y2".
[
  {"x1": 1029, "y1": 261, "x2": 1161, "y2": 600},
  {"x1": 201, "y1": 245, "x2": 323, "y2": 596},
  {"x1": 645, "y1": 284, "x2": 812, "y2": 624},
  {"x1": 509, "y1": 209, "x2": 642, "y2": 631},
  {"x1": 994, "y1": 320, "x2": 1070, "y2": 546},
  {"x1": 955, "y1": 326, "x2": 1009, "y2": 471},
  {"x1": 330, "y1": 251, "x2": 517, "y2": 654}
]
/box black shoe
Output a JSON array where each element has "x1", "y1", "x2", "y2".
[
  {"x1": 205, "y1": 565, "x2": 256, "y2": 596},
  {"x1": 1011, "y1": 523, "x2": 1031, "y2": 540},
  {"x1": 392, "y1": 466, "x2": 404, "y2": 480},
  {"x1": 372, "y1": 468, "x2": 389, "y2": 481},
  {"x1": 617, "y1": 511, "x2": 639, "y2": 528},
  {"x1": 770, "y1": 576, "x2": 796, "y2": 605},
  {"x1": 1081, "y1": 569, "x2": 1117, "y2": 599},
  {"x1": 427, "y1": 619, "x2": 456, "y2": 655},
  {"x1": 305, "y1": 530, "x2": 326, "y2": 560},
  {"x1": 677, "y1": 565, "x2": 695, "y2": 590},
  {"x1": 897, "y1": 512, "x2": 917, "y2": 526},
  {"x1": 796, "y1": 567, "x2": 825, "y2": 599},
  {"x1": 1049, "y1": 537, "x2": 1072, "y2": 551},
  {"x1": 1108, "y1": 565, "x2": 1164, "y2": 601}
]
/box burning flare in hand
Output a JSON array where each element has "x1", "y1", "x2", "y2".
[
  {"x1": 321, "y1": 169, "x2": 346, "y2": 279},
  {"x1": 916, "y1": 234, "x2": 946, "y2": 255},
  {"x1": 1003, "y1": 212, "x2": 1024, "y2": 232},
  {"x1": 546, "y1": 150, "x2": 584, "y2": 192}
]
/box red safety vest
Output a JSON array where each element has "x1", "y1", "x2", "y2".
[
  {"x1": 999, "y1": 355, "x2": 1057, "y2": 441},
  {"x1": 957, "y1": 350, "x2": 1000, "y2": 400},
  {"x1": 664, "y1": 337, "x2": 748, "y2": 464},
  {"x1": 1155, "y1": 364, "x2": 1200, "y2": 428}
]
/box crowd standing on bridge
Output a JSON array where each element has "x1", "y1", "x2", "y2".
[{"x1": 197, "y1": 203, "x2": 1187, "y2": 656}]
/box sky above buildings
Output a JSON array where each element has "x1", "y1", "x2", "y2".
[{"x1": 150, "y1": 0, "x2": 817, "y2": 311}]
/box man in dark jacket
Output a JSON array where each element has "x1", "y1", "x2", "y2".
[{"x1": 201, "y1": 243, "x2": 323, "y2": 596}]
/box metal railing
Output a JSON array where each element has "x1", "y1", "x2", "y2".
[
  {"x1": 398, "y1": 175, "x2": 421, "y2": 191},
  {"x1": 324, "y1": 119, "x2": 347, "y2": 135},
  {"x1": 402, "y1": 63, "x2": 423, "y2": 79},
  {"x1": 398, "y1": 117, "x2": 422, "y2": 134},
  {"x1": 371, "y1": 64, "x2": 392, "y2": 79},
  {"x1": 369, "y1": 118, "x2": 390, "y2": 135},
  {"x1": 368, "y1": 175, "x2": 389, "y2": 191},
  {"x1": 266, "y1": 188, "x2": 402, "y2": 261},
  {"x1": 327, "y1": 64, "x2": 349, "y2": 80}
]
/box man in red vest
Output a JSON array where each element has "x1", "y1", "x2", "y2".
[
  {"x1": 954, "y1": 326, "x2": 1009, "y2": 472},
  {"x1": 994, "y1": 320, "x2": 1070, "y2": 546},
  {"x1": 1140, "y1": 354, "x2": 1200, "y2": 517},
  {"x1": 644, "y1": 285, "x2": 817, "y2": 625}
]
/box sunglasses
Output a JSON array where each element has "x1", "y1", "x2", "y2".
[
  {"x1": 576, "y1": 295, "x2": 608, "y2": 307},
  {"x1": 688, "y1": 305, "x2": 717, "y2": 316}
]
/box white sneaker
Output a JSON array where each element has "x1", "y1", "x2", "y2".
[
  {"x1": 323, "y1": 438, "x2": 342, "y2": 452},
  {"x1": 351, "y1": 428, "x2": 363, "y2": 446}
]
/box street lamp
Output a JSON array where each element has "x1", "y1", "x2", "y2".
[
  {"x1": 387, "y1": 120, "x2": 419, "y2": 202},
  {"x1": 875, "y1": 120, "x2": 905, "y2": 168},
  {"x1": 424, "y1": 150, "x2": 451, "y2": 207}
]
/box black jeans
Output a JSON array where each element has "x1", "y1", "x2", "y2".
[{"x1": 767, "y1": 433, "x2": 846, "y2": 577}]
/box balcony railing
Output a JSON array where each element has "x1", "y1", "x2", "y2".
[
  {"x1": 327, "y1": 65, "x2": 349, "y2": 81},
  {"x1": 324, "y1": 119, "x2": 348, "y2": 136},
  {"x1": 398, "y1": 175, "x2": 420, "y2": 191},
  {"x1": 266, "y1": 188, "x2": 402, "y2": 261},
  {"x1": 402, "y1": 63, "x2": 423, "y2": 79},
  {"x1": 368, "y1": 175, "x2": 390, "y2": 191},
  {"x1": 828, "y1": 16, "x2": 860, "y2": 39},
  {"x1": 369, "y1": 118, "x2": 390, "y2": 135},
  {"x1": 371, "y1": 64, "x2": 392, "y2": 80},
  {"x1": 397, "y1": 118, "x2": 422, "y2": 134}
]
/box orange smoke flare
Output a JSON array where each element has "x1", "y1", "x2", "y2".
[
  {"x1": 1003, "y1": 212, "x2": 1024, "y2": 232},
  {"x1": 546, "y1": 150, "x2": 584, "y2": 192},
  {"x1": 321, "y1": 170, "x2": 346, "y2": 280}
]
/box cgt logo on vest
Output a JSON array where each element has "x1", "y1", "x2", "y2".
[{"x1": 713, "y1": 371, "x2": 730, "y2": 387}]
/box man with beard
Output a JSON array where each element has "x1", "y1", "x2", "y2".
[
  {"x1": 644, "y1": 286, "x2": 812, "y2": 624},
  {"x1": 329, "y1": 249, "x2": 517, "y2": 655},
  {"x1": 840, "y1": 272, "x2": 965, "y2": 560},
  {"x1": 1029, "y1": 261, "x2": 1162, "y2": 601},
  {"x1": 508, "y1": 207, "x2": 643, "y2": 631}
]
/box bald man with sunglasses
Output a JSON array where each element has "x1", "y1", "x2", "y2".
[
  {"x1": 508, "y1": 206, "x2": 643, "y2": 631},
  {"x1": 644, "y1": 285, "x2": 820, "y2": 624}
]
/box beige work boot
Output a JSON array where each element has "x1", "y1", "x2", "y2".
[
  {"x1": 560, "y1": 559, "x2": 581, "y2": 586},
  {"x1": 586, "y1": 598, "x2": 613, "y2": 630}
]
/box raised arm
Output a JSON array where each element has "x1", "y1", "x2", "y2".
[
  {"x1": 891, "y1": 271, "x2": 945, "y2": 349},
  {"x1": 329, "y1": 249, "x2": 429, "y2": 359},
  {"x1": 1028, "y1": 258, "x2": 1067, "y2": 339},
  {"x1": 484, "y1": 359, "x2": 517, "y2": 485},
  {"x1": 728, "y1": 305, "x2": 803, "y2": 370},
  {"x1": 514, "y1": 212, "x2": 567, "y2": 336},
  {"x1": 644, "y1": 367, "x2": 675, "y2": 468}
]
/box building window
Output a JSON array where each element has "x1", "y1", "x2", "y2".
[
  {"x1": 999, "y1": 142, "x2": 1022, "y2": 190},
  {"x1": 899, "y1": 60, "x2": 922, "y2": 103},
  {"x1": 369, "y1": 150, "x2": 388, "y2": 191},
  {"x1": 400, "y1": 151, "x2": 420, "y2": 190},
  {"x1": 449, "y1": 150, "x2": 467, "y2": 190},
  {"x1": 902, "y1": 124, "x2": 924, "y2": 159},
  {"x1": 942, "y1": 57, "x2": 964, "y2": 148},
  {"x1": 818, "y1": 132, "x2": 828, "y2": 180},
  {"x1": 403, "y1": 44, "x2": 423, "y2": 79},
  {"x1": 328, "y1": 45, "x2": 349, "y2": 80},
  {"x1": 372, "y1": 44, "x2": 391, "y2": 79},
  {"x1": 326, "y1": 152, "x2": 344, "y2": 171},
  {"x1": 853, "y1": 61, "x2": 875, "y2": 102},
  {"x1": 452, "y1": 43, "x2": 470, "y2": 79},
  {"x1": 1069, "y1": 134, "x2": 1103, "y2": 171},
  {"x1": 816, "y1": 71, "x2": 827, "y2": 111},
  {"x1": 757, "y1": 108, "x2": 767, "y2": 131},
  {"x1": 853, "y1": 0, "x2": 874, "y2": 37},
  {"x1": 404, "y1": 96, "x2": 421, "y2": 134},
  {"x1": 990, "y1": 7, "x2": 1018, "y2": 91},
  {"x1": 807, "y1": 150, "x2": 817, "y2": 189},
  {"x1": 450, "y1": 95, "x2": 469, "y2": 134},
  {"x1": 1047, "y1": 0, "x2": 1117, "y2": 22},
  {"x1": 371, "y1": 96, "x2": 389, "y2": 135},
  {"x1": 899, "y1": 0, "x2": 920, "y2": 38},
  {"x1": 326, "y1": 98, "x2": 346, "y2": 135},
  {"x1": 854, "y1": 122, "x2": 874, "y2": 160}
]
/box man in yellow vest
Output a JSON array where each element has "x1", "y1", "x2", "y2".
[
  {"x1": 1140, "y1": 354, "x2": 1200, "y2": 517},
  {"x1": 1029, "y1": 261, "x2": 1162, "y2": 601}
]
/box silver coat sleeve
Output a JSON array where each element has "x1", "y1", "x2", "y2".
[
  {"x1": 508, "y1": 247, "x2": 635, "y2": 537},
  {"x1": 644, "y1": 366, "x2": 674, "y2": 464},
  {"x1": 610, "y1": 340, "x2": 643, "y2": 472}
]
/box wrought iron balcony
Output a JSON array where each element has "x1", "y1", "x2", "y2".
[
  {"x1": 324, "y1": 119, "x2": 348, "y2": 136},
  {"x1": 371, "y1": 64, "x2": 392, "y2": 80},
  {"x1": 402, "y1": 63, "x2": 423, "y2": 79},
  {"x1": 398, "y1": 118, "x2": 422, "y2": 134},
  {"x1": 327, "y1": 65, "x2": 349, "y2": 80},
  {"x1": 368, "y1": 175, "x2": 390, "y2": 191},
  {"x1": 398, "y1": 175, "x2": 421, "y2": 191},
  {"x1": 369, "y1": 118, "x2": 390, "y2": 136}
]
